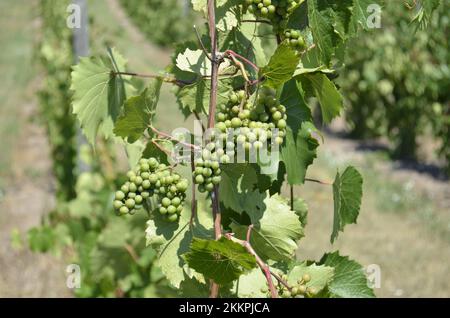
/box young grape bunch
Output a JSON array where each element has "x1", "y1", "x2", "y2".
[
  {"x1": 283, "y1": 29, "x2": 307, "y2": 51},
  {"x1": 215, "y1": 87, "x2": 287, "y2": 153},
  {"x1": 113, "y1": 157, "x2": 188, "y2": 222},
  {"x1": 193, "y1": 148, "x2": 224, "y2": 194},
  {"x1": 244, "y1": 0, "x2": 301, "y2": 32},
  {"x1": 262, "y1": 273, "x2": 315, "y2": 298}
]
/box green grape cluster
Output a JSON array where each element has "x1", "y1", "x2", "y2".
[
  {"x1": 245, "y1": 0, "x2": 301, "y2": 31},
  {"x1": 193, "y1": 148, "x2": 224, "y2": 193},
  {"x1": 262, "y1": 273, "x2": 315, "y2": 298},
  {"x1": 113, "y1": 157, "x2": 188, "y2": 222},
  {"x1": 215, "y1": 87, "x2": 287, "y2": 152},
  {"x1": 283, "y1": 29, "x2": 307, "y2": 51}
]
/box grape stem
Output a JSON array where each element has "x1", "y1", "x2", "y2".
[
  {"x1": 305, "y1": 177, "x2": 332, "y2": 185},
  {"x1": 149, "y1": 126, "x2": 200, "y2": 150},
  {"x1": 270, "y1": 270, "x2": 292, "y2": 291},
  {"x1": 225, "y1": 228, "x2": 279, "y2": 298},
  {"x1": 241, "y1": 19, "x2": 272, "y2": 25},
  {"x1": 112, "y1": 71, "x2": 191, "y2": 86}
]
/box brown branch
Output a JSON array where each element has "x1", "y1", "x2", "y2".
[
  {"x1": 207, "y1": 0, "x2": 223, "y2": 299},
  {"x1": 226, "y1": 229, "x2": 278, "y2": 298},
  {"x1": 305, "y1": 178, "x2": 332, "y2": 185},
  {"x1": 241, "y1": 19, "x2": 272, "y2": 25},
  {"x1": 149, "y1": 126, "x2": 200, "y2": 150},
  {"x1": 124, "y1": 244, "x2": 139, "y2": 263},
  {"x1": 113, "y1": 71, "x2": 190, "y2": 86}
]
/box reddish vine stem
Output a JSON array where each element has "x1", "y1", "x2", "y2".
[
  {"x1": 225, "y1": 50, "x2": 259, "y2": 72},
  {"x1": 149, "y1": 126, "x2": 200, "y2": 150},
  {"x1": 305, "y1": 178, "x2": 332, "y2": 185},
  {"x1": 270, "y1": 270, "x2": 291, "y2": 291},
  {"x1": 207, "y1": 0, "x2": 223, "y2": 299},
  {"x1": 226, "y1": 228, "x2": 278, "y2": 298}
]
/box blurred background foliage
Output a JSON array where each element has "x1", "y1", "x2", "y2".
[{"x1": 339, "y1": 1, "x2": 449, "y2": 170}]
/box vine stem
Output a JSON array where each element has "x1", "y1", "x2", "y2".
[
  {"x1": 225, "y1": 227, "x2": 278, "y2": 298},
  {"x1": 305, "y1": 178, "x2": 332, "y2": 185},
  {"x1": 149, "y1": 126, "x2": 200, "y2": 150},
  {"x1": 207, "y1": 0, "x2": 223, "y2": 299}
]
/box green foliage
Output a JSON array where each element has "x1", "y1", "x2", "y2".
[
  {"x1": 38, "y1": 0, "x2": 77, "y2": 201},
  {"x1": 119, "y1": 0, "x2": 199, "y2": 48},
  {"x1": 340, "y1": 0, "x2": 449, "y2": 170},
  {"x1": 320, "y1": 251, "x2": 375, "y2": 298},
  {"x1": 331, "y1": 166, "x2": 363, "y2": 243},
  {"x1": 64, "y1": 0, "x2": 379, "y2": 298},
  {"x1": 184, "y1": 237, "x2": 257, "y2": 285}
]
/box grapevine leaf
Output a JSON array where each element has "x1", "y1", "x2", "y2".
[
  {"x1": 281, "y1": 123, "x2": 319, "y2": 185},
  {"x1": 331, "y1": 166, "x2": 363, "y2": 243},
  {"x1": 183, "y1": 237, "x2": 257, "y2": 285},
  {"x1": 300, "y1": 73, "x2": 343, "y2": 123},
  {"x1": 145, "y1": 201, "x2": 213, "y2": 288},
  {"x1": 114, "y1": 79, "x2": 163, "y2": 143},
  {"x1": 219, "y1": 164, "x2": 266, "y2": 215},
  {"x1": 176, "y1": 48, "x2": 210, "y2": 76},
  {"x1": 236, "y1": 268, "x2": 268, "y2": 298},
  {"x1": 71, "y1": 48, "x2": 128, "y2": 145},
  {"x1": 260, "y1": 43, "x2": 300, "y2": 89},
  {"x1": 287, "y1": 262, "x2": 335, "y2": 296},
  {"x1": 307, "y1": 0, "x2": 340, "y2": 65},
  {"x1": 280, "y1": 79, "x2": 312, "y2": 134},
  {"x1": 320, "y1": 251, "x2": 375, "y2": 298},
  {"x1": 231, "y1": 194, "x2": 304, "y2": 262},
  {"x1": 176, "y1": 77, "x2": 233, "y2": 115}
]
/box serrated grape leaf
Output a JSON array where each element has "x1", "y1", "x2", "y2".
[
  {"x1": 307, "y1": 0, "x2": 340, "y2": 65},
  {"x1": 320, "y1": 251, "x2": 375, "y2": 298},
  {"x1": 183, "y1": 237, "x2": 257, "y2": 285},
  {"x1": 260, "y1": 43, "x2": 300, "y2": 88},
  {"x1": 114, "y1": 80, "x2": 162, "y2": 143},
  {"x1": 331, "y1": 166, "x2": 363, "y2": 243},
  {"x1": 231, "y1": 194, "x2": 304, "y2": 262},
  {"x1": 281, "y1": 123, "x2": 319, "y2": 185},
  {"x1": 176, "y1": 77, "x2": 233, "y2": 115},
  {"x1": 145, "y1": 200, "x2": 213, "y2": 288},
  {"x1": 236, "y1": 268, "x2": 268, "y2": 298},
  {"x1": 287, "y1": 0, "x2": 309, "y2": 30},
  {"x1": 176, "y1": 48, "x2": 210, "y2": 76},
  {"x1": 287, "y1": 262, "x2": 335, "y2": 296},
  {"x1": 219, "y1": 164, "x2": 266, "y2": 215},
  {"x1": 280, "y1": 79, "x2": 312, "y2": 134},
  {"x1": 301, "y1": 73, "x2": 343, "y2": 123},
  {"x1": 71, "y1": 48, "x2": 128, "y2": 145}
]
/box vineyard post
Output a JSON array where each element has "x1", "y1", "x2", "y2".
[{"x1": 72, "y1": 0, "x2": 90, "y2": 173}]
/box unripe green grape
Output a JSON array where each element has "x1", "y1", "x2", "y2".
[
  {"x1": 268, "y1": 4, "x2": 276, "y2": 13},
  {"x1": 217, "y1": 112, "x2": 227, "y2": 122},
  {"x1": 140, "y1": 163, "x2": 150, "y2": 172},
  {"x1": 127, "y1": 171, "x2": 136, "y2": 179},
  {"x1": 129, "y1": 183, "x2": 137, "y2": 192},
  {"x1": 167, "y1": 214, "x2": 178, "y2": 222},
  {"x1": 128, "y1": 192, "x2": 136, "y2": 199},
  {"x1": 121, "y1": 183, "x2": 130, "y2": 193},
  {"x1": 148, "y1": 157, "x2": 158, "y2": 168},
  {"x1": 291, "y1": 287, "x2": 299, "y2": 296},
  {"x1": 119, "y1": 206, "x2": 129, "y2": 215},
  {"x1": 298, "y1": 285, "x2": 307, "y2": 295},
  {"x1": 135, "y1": 195, "x2": 143, "y2": 204},
  {"x1": 115, "y1": 191, "x2": 125, "y2": 200},
  {"x1": 231, "y1": 117, "x2": 242, "y2": 128},
  {"x1": 176, "y1": 180, "x2": 188, "y2": 192},
  {"x1": 203, "y1": 168, "x2": 213, "y2": 177},
  {"x1": 260, "y1": 7, "x2": 269, "y2": 15},
  {"x1": 167, "y1": 205, "x2": 177, "y2": 214},
  {"x1": 113, "y1": 200, "x2": 123, "y2": 209},
  {"x1": 195, "y1": 175, "x2": 204, "y2": 184},
  {"x1": 142, "y1": 180, "x2": 151, "y2": 189},
  {"x1": 135, "y1": 176, "x2": 143, "y2": 185},
  {"x1": 277, "y1": 119, "x2": 287, "y2": 129},
  {"x1": 272, "y1": 111, "x2": 282, "y2": 121},
  {"x1": 237, "y1": 90, "x2": 246, "y2": 100},
  {"x1": 161, "y1": 197, "x2": 171, "y2": 207},
  {"x1": 177, "y1": 205, "x2": 183, "y2": 212},
  {"x1": 159, "y1": 206, "x2": 167, "y2": 215},
  {"x1": 263, "y1": 0, "x2": 271, "y2": 5},
  {"x1": 212, "y1": 176, "x2": 221, "y2": 185},
  {"x1": 302, "y1": 274, "x2": 311, "y2": 283},
  {"x1": 125, "y1": 198, "x2": 135, "y2": 209},
  {"x1": 230, "y1": 93, "x2": 238, "y2": 104},
  {"x1": 141, "y1": 191, "x2": 150, "y2": 198},
  {"x1": 141, "y1": 172, "x2": 150, "y2": 179},
  {"x1": 171, "y1": 197, "x2": 181, "y2": 207},
  {"x1": 205, "y1": 183, "x2": 214, "y2": 192},
  {"x1": 216, "y1": 122, "x2": 227, "y2": 132}
]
